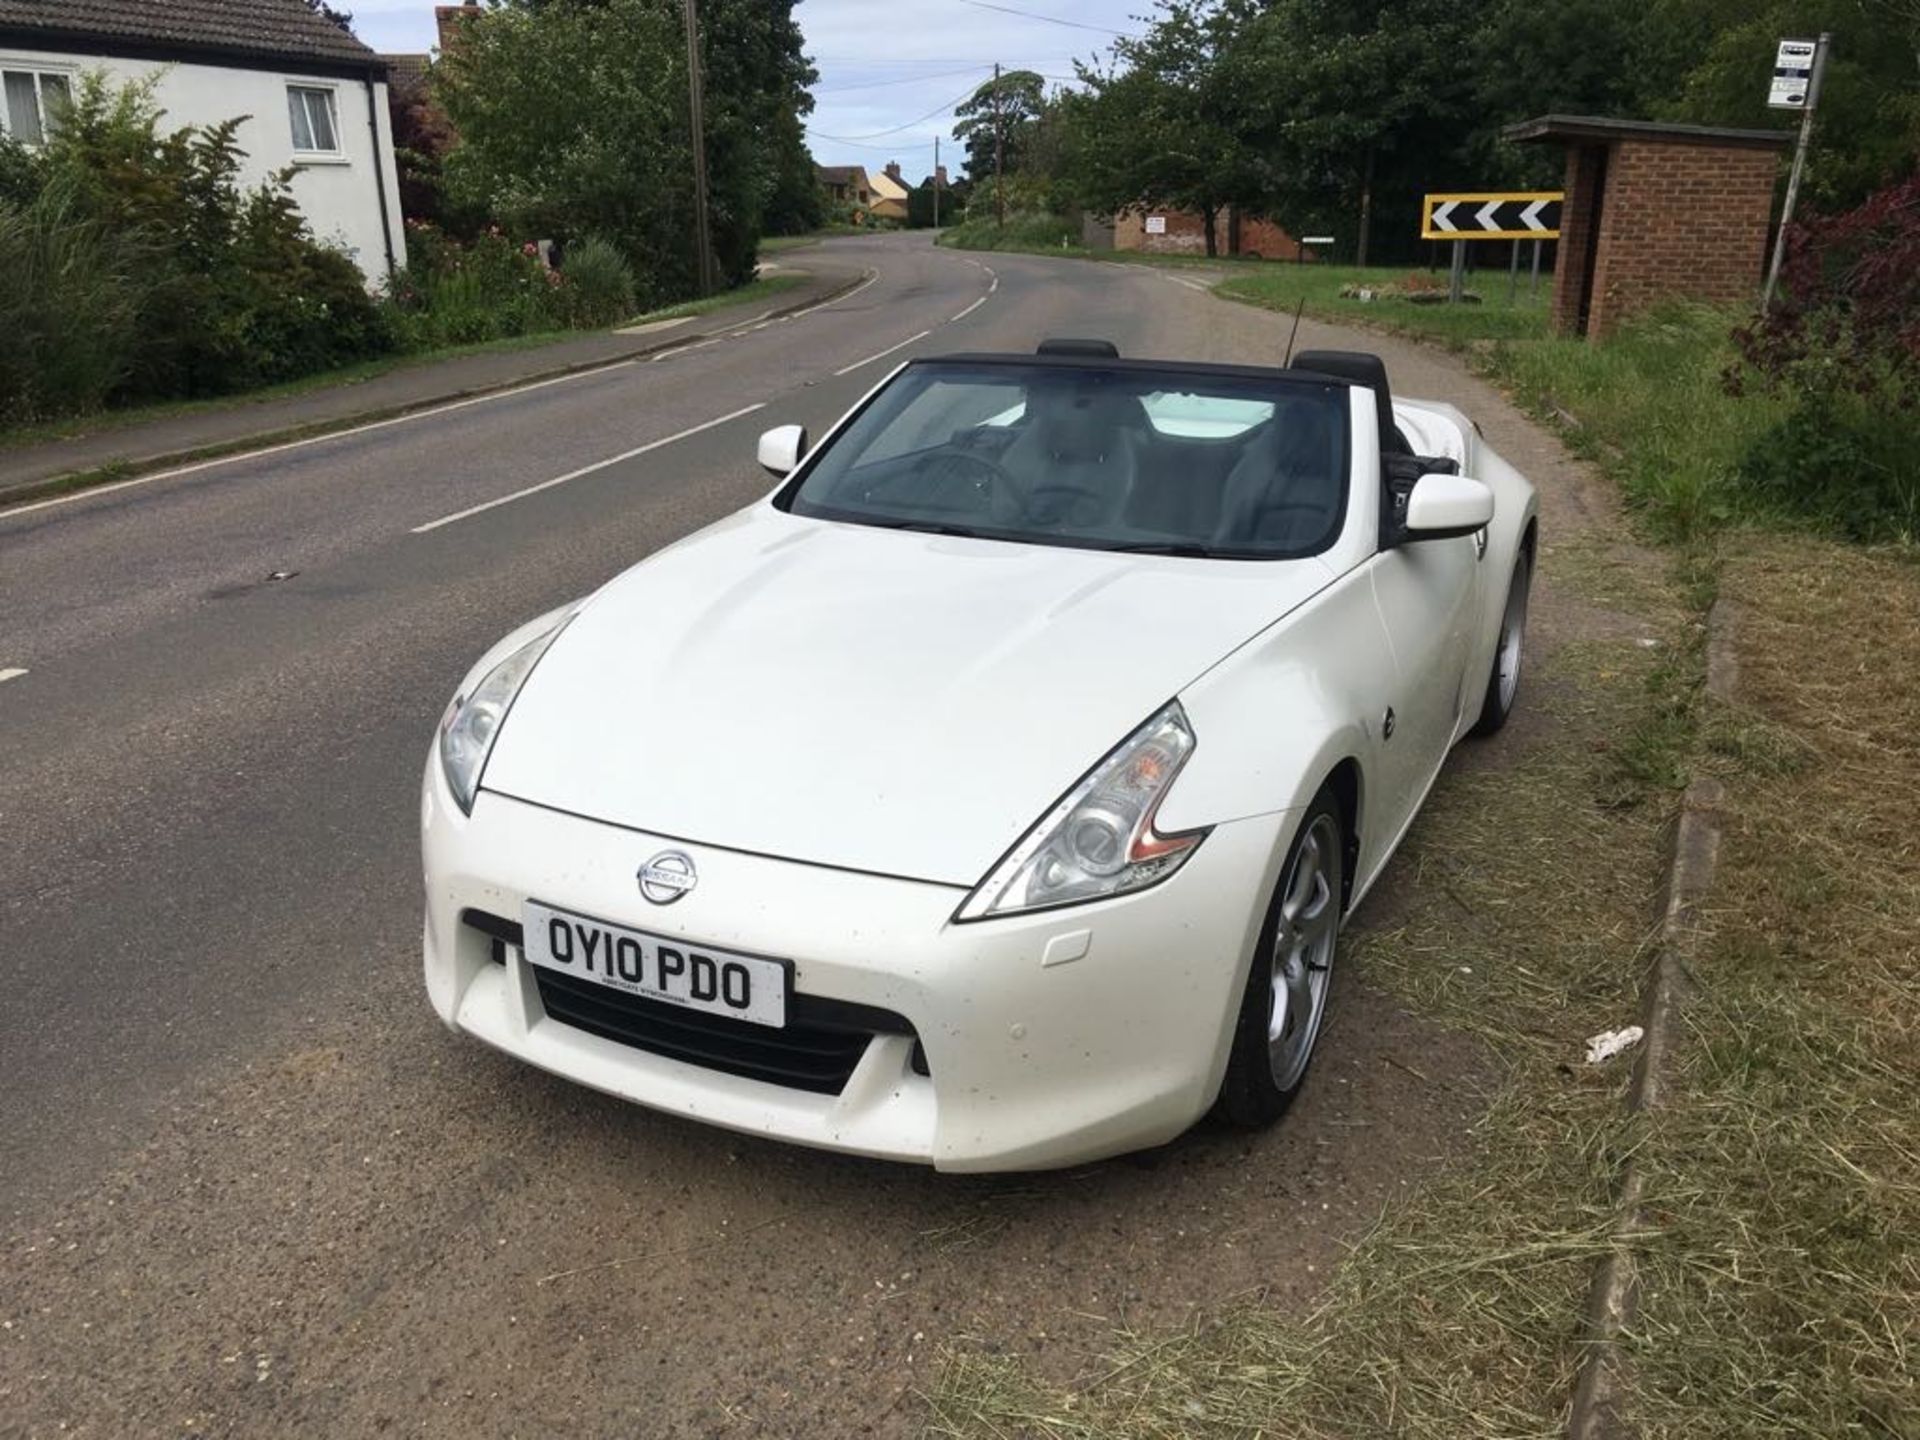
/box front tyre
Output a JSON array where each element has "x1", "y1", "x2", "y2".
[
  {"x1": 1217, "y1": 788, "x2": 1344, "y2": 1128},
  {"x1": 1470, "y1": 545, "x2": 1533, "y2": 737}
]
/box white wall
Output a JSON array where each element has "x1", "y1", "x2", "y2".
[{"x1": 1, "y1": 45, "x2": 407, "y2": 283}]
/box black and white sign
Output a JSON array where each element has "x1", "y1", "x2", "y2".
[
  {"x1": 1770, "y1": 38, "x2": 1818, "y2": 108},
  {"x1": 1421, "y1": 193, "x2": 1563, "y2": 241},
  {"x1": 523, "y1": 900, "x2": 790, "y2": 1027}
]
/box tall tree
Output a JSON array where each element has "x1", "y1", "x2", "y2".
[
  {"x1": 954, "y1": 70, "x2": 1047, "y2": 185},
  {"x1": 436, "y1": 0, "x2": 815, "y2": 299},
  {"x1": 1071, "y1": 2, "x2": 1265, "y2": 256}
]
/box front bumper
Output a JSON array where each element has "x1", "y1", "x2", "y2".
[{"x1": 422, "y1": 767, "x2": 1288, "y2": 1172}]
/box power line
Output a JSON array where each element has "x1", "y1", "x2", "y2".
[
  {"x1": 954, "y1": 0, "x2": 1134, "y2": 36},
  {"x1": 815, "y1": 65, "x2": 992, "y2": 95},
  {"x1": 807, "y1": 79, "x2": 986, "y2": 141}
]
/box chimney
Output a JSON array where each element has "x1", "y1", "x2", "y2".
[
  {"x1": 884, "y1": 161, "x2": 903, "y2": 183},
  {"x1": 435, "y1": 2, "x2": 477, "y2": 58}
]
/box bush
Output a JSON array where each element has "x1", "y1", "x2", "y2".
[
  {"x1": 1730, "y1": 174, "x2": 1920, "y2": 540},
  {"x1": 386, "y1": 221, "x2": 560, "y2": 347},
  {"x1": 938, "y1": 210, "x2": 1080, "y2": 252},
  {"x1": 552, "y1": 236, "x2": 636, "y2": 328},
  {"x1": 0, "y1": 176, "x2": 143, "y2": 421},
  {"x1": 0, "y1": 72, "x2": 395, "y2": 420}
]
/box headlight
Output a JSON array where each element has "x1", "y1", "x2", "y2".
[
  {"x1": 957, "y1": 702, "x2": 1207, "y2": 920},
  {"x1": 437, "y1": 620, "x2": 569, "y2": 814}
]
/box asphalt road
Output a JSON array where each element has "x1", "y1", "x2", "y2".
[{"x1": 0, "y1": 234, "x2": 1501, "y2": 1437}]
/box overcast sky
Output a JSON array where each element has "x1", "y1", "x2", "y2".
[{"x1": 342, "y1": 0, "x2": 1144, "y2": 177}]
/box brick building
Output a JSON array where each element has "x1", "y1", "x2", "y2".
[
  {"x1": 1088, "y1": 206, "x2": 1312, "y2": 261},
  {"x1": 1507, "y1": 115, "x2": 1791, "y2": 338}
]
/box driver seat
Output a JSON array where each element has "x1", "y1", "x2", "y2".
[
  {"x1": 998, "y1": 386, "x2": 1143, "y2": 528},
  {"x1": 1212, "y1": 400, "x2": 1340, "y2": 552}
]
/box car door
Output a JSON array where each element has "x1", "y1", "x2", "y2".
[{"x1": 1366, "y1": 527, "x2": 1481, "y2": 844}]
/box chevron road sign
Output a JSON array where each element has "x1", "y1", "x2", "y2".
[{"x1": 1421, "y1": 191, "x2": 1563, "y2": 241}]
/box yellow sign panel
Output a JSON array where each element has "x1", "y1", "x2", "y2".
[{"x1": 1420, "y1": 191, "x2": 1564, "y2": 241}]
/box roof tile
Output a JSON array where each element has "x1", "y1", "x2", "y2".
[{"x1": 0, "y1": 0, "x2": 380, "y2": 70}]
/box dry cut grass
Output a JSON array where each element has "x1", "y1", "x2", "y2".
[{"x1": 1629, "y1": 534, "x2": 1920, "y2": 1438}]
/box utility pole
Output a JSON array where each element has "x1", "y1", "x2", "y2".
[
  {"x1": 934, "y1": 134, "x2": 941, "y2": 229},
  {"x1": 993, "y1": 62, "x2": 1005, "y2": 228},
  {"x1": 1763, "y1": 31, "x2": 1830, "y2": 309},
  {"x1": 682, "y1": 0, "x2": 715, "y2": 296}
]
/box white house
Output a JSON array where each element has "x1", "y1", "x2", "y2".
[{"x1": 0, "y1": 0, "x2": 406, "y2": 282}]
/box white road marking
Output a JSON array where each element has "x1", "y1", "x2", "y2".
[
  {"x1": 1, "y1": 364, "x2": 641, "y2": 521},
  {"x1": 834, "y1": 330, "x2": 932, "y2": 377},
  {"x1": 409, "y1": 402, "x2": 767, "y2": 534},
  {"x1": 0, "y1": 667, "x2": 26, "y2": 684},
  {"x1": 950, "y1": 296, "x2": 987, "y2": 322},
  {"x1": 781, "y1": 267, "x2": 879, "y2": 321},
  {"x1": 3, "y1": 269, "x2": 883, "y2": 523}
]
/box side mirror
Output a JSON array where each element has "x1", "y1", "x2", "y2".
[
  {"x1": 1403, "y1": 473, "x2": 1493, "y2": 540},
  {"x1": 756, "y1": 424, "x2": 807, "y2": 477}
]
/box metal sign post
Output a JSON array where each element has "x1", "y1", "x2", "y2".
[
  {"x1": 1763, "y1": 33, "x2": 1832, "y2": 308},
  {"x1": 1422, "y1": 192, "x2": 1563, "y2": 303}
]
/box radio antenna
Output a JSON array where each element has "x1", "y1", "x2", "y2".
[{"x1": 1282, "y1": 296, "x2": 1306, "y2": 367}]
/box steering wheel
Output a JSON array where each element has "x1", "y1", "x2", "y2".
[
  {"x1": 865, "y1": 447, "x2": 1008, "y2": 512},
  {"x1": 1020, "y1": 481, "x2": 1113, "y2": 527}
]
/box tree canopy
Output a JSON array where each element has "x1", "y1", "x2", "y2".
[
  {"x1": 1026, "y1": 0, "x2": 1918, "y2": 260},
  {"x1": 435, "y1": 0, "x2": 815, "y2": 301}
]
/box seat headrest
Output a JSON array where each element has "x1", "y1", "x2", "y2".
[
  {"x1": 1289, "y1": 349, "x2": 1406, "y2": 457},
  {"x1": 1037, "y1": 338, "x2": 1120, "y2": 358}
]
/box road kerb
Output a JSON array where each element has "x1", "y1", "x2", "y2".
[
  {"x1": 0, "y1": 268, "x2": 870, "y2": 513},
  {"x1": 1567, "y1": 599, "x2": 1739, "y2": 1440}
]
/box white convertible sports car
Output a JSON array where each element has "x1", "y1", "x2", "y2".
[{"x1": 422, "y1": 342, "x2": 1537, "y2": 1171}]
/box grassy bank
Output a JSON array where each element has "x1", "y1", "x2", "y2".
[
  {"x1": 1630, "y1": 533, "x2": 1920, "y2": 1436},
  {"x1": 1218, "y1": 262, "x2": 1552, "y2": 348}
]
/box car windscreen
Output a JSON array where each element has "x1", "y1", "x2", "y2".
[{"x1": 775, "y1": 361, "x2": 1351, "y2": 559}]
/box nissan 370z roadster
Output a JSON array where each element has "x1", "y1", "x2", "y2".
[{"x1": 421, "y1": 343, "x2": 1537, "y2": 1171}]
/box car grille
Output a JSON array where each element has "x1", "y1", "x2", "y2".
[{"x1": 462, "y1": 911, "x2": 918, "y2": 1096}]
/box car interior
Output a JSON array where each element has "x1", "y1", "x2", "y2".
[{"x1": 784, "y1": 342, "x2": 1461, "y2": 558}]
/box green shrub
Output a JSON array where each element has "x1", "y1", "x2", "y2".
[
  {"x1": 552, "y1": 236, "x2": 636, "y2": 328},
  {"x1": 1736, "y1": 388, "x2": 1919, "y2": 542},
  {"x1": 386, "y1": 221, "x2": 560, "y2": 347},
  {"x1": 938, "y1": 210, "x2": 1080, "y2": 252},
  {"x1": 1, "y1": 72, "x2": 396, "y2": 413},
  {"x1": 0, "y1": 176, "x2": 144, "y2": 421}
]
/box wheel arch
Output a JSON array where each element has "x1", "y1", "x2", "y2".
[{"x1": 1322, "y1": 756, "x2": 1363, "y2": 913}]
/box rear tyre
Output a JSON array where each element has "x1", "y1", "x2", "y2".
[
  {"x1": 1217, "y1": 787, "x2": 1344, "y2": 1128},
  {"x1": 1470, "y1": 545, "x2": 1532, "y2": 737}
]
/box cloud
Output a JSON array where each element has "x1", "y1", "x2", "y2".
[{"x1": 343, "y1": 0, "x2": 1139, "y2": 172}]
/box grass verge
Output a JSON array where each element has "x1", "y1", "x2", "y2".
[
  {"x1": 623, "y1": 272, "x2": 802, "y2": 326},
  {"x1": 0, "y1": 275, "x2": 805, "y2": 454},
  {"x1": 1629, "y1": 534, "x2": 1920, "y2": 1437},
  {"x1": 1217, "y1": 262, "x2": 1551, "y2": 349}
]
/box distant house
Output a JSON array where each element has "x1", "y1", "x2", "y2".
[
  {"x1": 817, "y1": 163, "x2": 872, "y2": 212},
  {"x1": 0, "y1": 0, "x2": 407, "y2": 281},
  {"x1": 869, "y1": 162, "x2": 910, "y2": 222},
  {"x1": 1091, "y1": 206, "x2": 1312, "y2": 262}
]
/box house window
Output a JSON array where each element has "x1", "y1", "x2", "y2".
[
  {"x1": 287, "y1": 84, "x2": 341, "y2": 155},
  {"x1": 2, "y1": 69, "x2": 70, "y2": 145}
]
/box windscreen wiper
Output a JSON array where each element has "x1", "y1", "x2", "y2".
[
  {"x1": 1106, "y1": 541, "x2": 1220, "y2": 557},
  {"x1": 864, "y1": 518, "x2": 984, "y2": 539}
]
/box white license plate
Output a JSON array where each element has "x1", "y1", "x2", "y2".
[{"x1": 522, "y1": 901, "x2": 788, "y2": 1028}]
